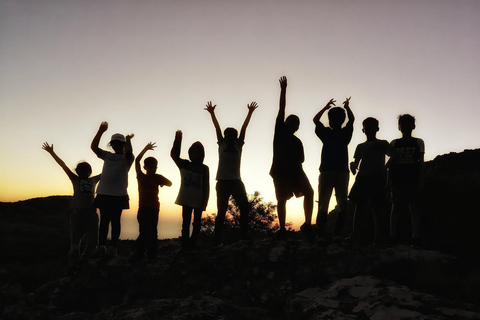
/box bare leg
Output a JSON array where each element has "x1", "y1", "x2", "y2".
[
  {"x1": 303, "y1": 187, "x2": 314, "y2": 225},
  {"x1": 277, "y1": 199, "x2": 287, "y2": 230}
]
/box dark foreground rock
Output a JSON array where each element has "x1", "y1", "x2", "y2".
[
  {"x1": 3, "y1": 149, "x2": 480, "y2": 319},
  {"x1": 2, "y1": 237, "x2": 480, "y2": 320}
]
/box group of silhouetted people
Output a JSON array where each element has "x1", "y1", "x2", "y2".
[
  {"x1": 272, "y1": 77, "x2": 424, "y2": 248},
  {"x1": 43, "y1": 76, "x2": 424, "y2": 266}
]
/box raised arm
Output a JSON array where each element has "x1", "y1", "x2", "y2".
[
  {"x1": 343, "y1": 97, "x2": 355, "y2": 125},
  {"x1": 313, "y1": 98, "x2": 336, "y2": 124},
  {"x1": 135, "y1": 141, "x2": 156, "y2": 174},
  {"x1": 273, "y1": 76, "x2": 288, "y2": 134},
  {"x1": 91, "y1": 121, "x2": 108, "y2": 157},
  {"x1": 204, "y1": 101, "x2": 222, "y2": 142},
  {"x1": 125, "y1": 134, "x2": 135, "y2": 165},
  {"x1": 170, "y1": 130, "x2": 183, "y2": 166},
  {"x1": 239, "y1": 101, "x2": 258, "y2": 142},
  {"x1": 42, "y1": 142, "x2": 75, "y2": 179},
  {"x1": 278, "y1": 76, "x2": 287, "y2": 115}
]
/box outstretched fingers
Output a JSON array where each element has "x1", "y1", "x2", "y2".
[
  {"x1": 42, "y1": 142, "x2": 53, "y2": 152},
  {"x1": 326, "y1": 98, "x2": 336, "y2": 109},
  {"x1": 146, "y1": 142, "x2": 157, "y2": 150},
  {"x1": 204, "y1": 101, "x2": 217, "y2": 113},
  {"x1": 247, "y1": 101, "x2": 258, "y2": 111}
]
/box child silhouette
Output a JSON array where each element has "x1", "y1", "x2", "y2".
[
  {"x1": 42, "y1": 142, "x2": 100, "y2": 265},
  {"x1": 270, "y1": 76, "x2": 314, "y2": 241},
  {"x1": 205, "y1": 100, "x2": 257, "y2": 245},
  {"x1": 389, "y1": 114, "x2": 425, "y2": 248},
  {"x1": 313, "y1": 97, "x2": 354, "y2": 241},
  {"x1": 91, "y1": 121, "x2": 134, "y2": 257},
  {"x1": 347, "y1": 117, "x2": 392, "y2": 245},
  {"x1": 171, "y1": 130, "x2": 209, "y2": 251},
  {"x1": 134, "y1": 142, "x2": 172, "y2": 260}
]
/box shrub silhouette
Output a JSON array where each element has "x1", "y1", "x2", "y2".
[{"x1": 200, "y1": 191, "x2": 292, "y2": 240}]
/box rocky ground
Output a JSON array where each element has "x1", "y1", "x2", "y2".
[
  {"x1": 2, "y1": 235, "x2": 480, "y2": 320},
  {"x1": 3, "y1": 149, "x2": 480, "y2": 319}
]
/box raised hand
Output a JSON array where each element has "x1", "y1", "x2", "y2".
[
  {"x1": 126, "y1": 134, "x2": 135, "y2": 140},
  {"x1": 175, "y1": 130, "x2": 183, "y2": 138},
  {"x1": 42, "y1": 142, "x2": 54, "y2": 153},
  {"x1": 343, "y1": 97, "x2": 351, "y2": 108},
  {"x1": 247, "y1": 101, "x2": 258, "y2": 113},
  {"x1": 325, "y1": 98, "x2": 336, "y2": 109},
  {"x1": 279, "y1": 76, "x2": 287, "y2": 90},
  {"x1": 204, "y1": 101, "x2": 217, "y2": 114},
  {"x1": 99, "y1": 121, "x2": 108, "y2": 133},
  {"x1": 145, "y1": 142, "x2": 156, "y2": 151}
]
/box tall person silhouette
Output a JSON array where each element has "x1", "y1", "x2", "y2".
[{"x1": 270, "y1": 76, "x2": 314, "y2": 241}]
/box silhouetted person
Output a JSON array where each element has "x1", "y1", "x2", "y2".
[
  {"x1": 134, "y1": 142, "x2": 172, "y2": 261},
  {"x1": 91, "y1": 122, "x2": 134, "y2": 257},
  {"x1": 270, "y1": 76, "x2": 314, "y2": 241},
  {"x1": 347, "y1": 117, "x2": 392, "y2": 245},
  {"x1": 205, "y1": 100, "x2": 257, "y2": 246},
  {"x1": 313, "y1": 97, "x2": 354, "y2": 241},
  {"x1": 389, "y1": 114, "x2": 425, "y2": 248},
  {"x1": 171, "y1": 130, "x2": 209, "y2": 251},
  {"x1": 42, "y1": 142, "x2": 100, "y2": 266}
]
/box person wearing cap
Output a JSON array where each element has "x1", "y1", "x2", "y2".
[{"x1": 91, "y1": 121, "x2": 134, "y2": 257}]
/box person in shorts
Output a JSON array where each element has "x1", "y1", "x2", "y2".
[{"x1": 270, "y1": 76, "x2": 314, "y2": 241}]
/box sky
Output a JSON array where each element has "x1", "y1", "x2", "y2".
[{"x1": 1, "y1": 0, "x2": 479, "y2": 239}]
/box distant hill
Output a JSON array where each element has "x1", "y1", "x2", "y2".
[{"x1": 0, "y1": 196, "x2": 71, "y2": 290}]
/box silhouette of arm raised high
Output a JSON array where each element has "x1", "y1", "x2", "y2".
[
  {"x1": 42, "y1": 142, "x2": 75, "y2": 179},
  {"x1": 125, "y1": 134, "x2": 135, "y2": 165},
  {"x1": 91, "y1": 121, "x2": 108, "y2": 157},
  {"x1": 343, "y1": 97, "x2": 355, "y2": 126},
  {"x1": 205, "y1": 101, "x2": 223, "y2": 142},
  {"x1": 136, "y1": 142, "x2": 156, "y2": 175},
  {"x1": 274, "y1": 76, "x2": 288, "y2": 131},
  {"x1": 239, "y1": 102, "x2": 258, "y2": 143},
  {"x1": 170, "y1": 130, "x2": 183, "y2": 167}
]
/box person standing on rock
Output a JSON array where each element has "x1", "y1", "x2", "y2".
[
  {"x1": 205, "y1": 100, "x2": 258, "y2": 246},
  {"x1": 134, "y1": 141, "x2": 172, "y2": 261},
  {"x1": 91, "y1": 121, "x2": 134, "y2": 257},
  {"x1": 270, "y1": 76, "x2": 314, "y2": 241},
  {"x1": 171, "y1": 130, "x2": 209, "y2": 251},
  {"x1": 313, "y1": 97, "x2": 355, "y2": 242},
  {"x1": 42, "y1": 142, "x2": 101, "y2": 266},
  {"x1": 388, "y1": 114, "x2": 425, "y2": 248},
  {"x1": 347, "y1": 117, "x2": 392, "y2": 245}
]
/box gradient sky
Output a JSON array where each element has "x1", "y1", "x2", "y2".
[{"x1": 1, "y1": 0, "x2": 479, "y2": 239}]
